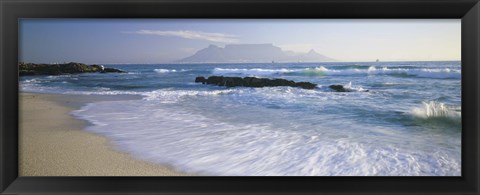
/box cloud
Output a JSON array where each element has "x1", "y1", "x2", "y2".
[{"x1": 131, "y1": 30, "x2": 239, "y2": 43}]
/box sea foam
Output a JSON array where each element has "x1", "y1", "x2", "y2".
[
  {"x1": 212, "y1": 68, "x2": 294, "y2": 75},
  {"x1": 72, "y1": 94, "x2": 461, "y2": 176},
  {"x1": 154, "y1": 69, "x2": 189, "y2": 73},
  {"x1": 410, "y1": 101, "x2": 461, "y2": 120},
  {"x1": 212, "y1": 66, "x2": 461, "y2": 79},
  {"x1": 21, "y1": 62, "x2": 461, "y2": 176}
]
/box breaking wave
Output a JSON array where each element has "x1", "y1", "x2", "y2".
[
  {"x1": 71, "y1": 89, "x2": 461, "y2": 176},
  {"x1": 21, "y1": 62, "x2": 462, "y2": 176},
  {"x1": 212, "y1": 66, "x2": 461, "y2": 79},
  {"x1": 212, "y1": 68, "x2": 293, "y2": 75},
  {"x1": 154, "y1": 69, "x2": 189, "y2": 73},
  {"x1": 410, "y1": 101, "x2": 461, "y2": 120}
]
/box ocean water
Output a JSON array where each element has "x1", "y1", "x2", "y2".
[{"x1": 20, "y1": 61, "x2": 462, "y2": 176}]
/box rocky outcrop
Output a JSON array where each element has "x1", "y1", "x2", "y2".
[
  {"x1": 19, "y1": 62, "x2": 126, "y2": 76},
  {"x1": 328, "y1": 85, "x2": 369, "y2": 92},
  {"x1": 329, "y1": 85, "x2": 351, "y2": 92},
  {"x1": 101, "y1": 67, "x2": 125, "y2": 73},
  {"x1": 195, "y1": 76, "x2": 317, "y2": 89}
]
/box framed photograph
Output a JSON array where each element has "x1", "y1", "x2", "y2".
[{"x1": 1, "y1": 0, "x2": 479, "y2": 194}]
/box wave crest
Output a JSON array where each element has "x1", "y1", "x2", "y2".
[
  {"x1": 212, "y1": 66, "x2": 460, "y2": 79},
  {"x1": 154, "y1": 69, "x2": 189, "y2": 73},
  {"x1": 410, "y1": 101, "x2": 461, "y2": 120},
  {"x1": 212, "y1": 68, "x2": 293, "y2": 75}
]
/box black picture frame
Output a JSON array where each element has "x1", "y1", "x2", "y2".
[{"x1": 1, "y1": 0, "x2": 479, "y2": 194}]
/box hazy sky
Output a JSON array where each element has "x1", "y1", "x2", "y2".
[{"x1": 20, "y1": 19, "x2": 460, "y2": 64}]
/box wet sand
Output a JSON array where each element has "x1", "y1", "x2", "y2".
[{"x1": 19, "y1": 92, "x2": 191, "y2": 176}]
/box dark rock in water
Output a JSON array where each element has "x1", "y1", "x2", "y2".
[
  {"x1": 328, "y1": 85, "x2": 369, "y2": 92},
  {"x1": 295, "y1": 82, "x2": 317, "y2": 90},
  {"x1": 206, "y1": 76, "x2": 225, "y2": 85},
  {"x1": 224, "y1": 77, "x2": 246, "y2": 87},
  {"x1": 243, "y1": 77, "x2": 268, "y2": 87},
  {"x1": 329, "y1": 85, "x2": 351, "y2": 92},
  {"x1": 101, "y1": 67, "x2": 126, "y2": 73},
  {"x1": 19, "y1": 62, "x2": 126, "y2": 76},
  {"x1": 195, "y1": 76, "x2": 207, "y2": 84},
  {"x1": 195, "y1": 76, "x2": 317, "y2": 89},
  {"x1": 90, "y1": 64, "x2": 104, "y2": 71}
]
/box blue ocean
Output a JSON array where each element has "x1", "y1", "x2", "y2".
[{"x1": 20, "y1": 61, "x2": 461, "y2": 176}]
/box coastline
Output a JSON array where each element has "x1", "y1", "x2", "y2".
[{"x1": 19, "y1": 92, "x2": 191, "y2": 176}]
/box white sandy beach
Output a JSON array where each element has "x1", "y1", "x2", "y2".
[{"x1": 19, "y1": 92, "x2": 190, "y2": 176}]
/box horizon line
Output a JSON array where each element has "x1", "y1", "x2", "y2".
[
  {"x1": 21, "y1": 59, "x2": 461, "y2": 65},
  {"x1": 95, "y1": 59, "x2": 462, "y2": 65}
]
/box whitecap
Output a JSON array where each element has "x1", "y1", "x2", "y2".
[
  {"x1": 410, "y1": 101, "x2": 461, "y2": 120},
  {"x1": 211, "y1": 66, "x2": 461, "y2": 79},
  {"x1": 154, "y1": 69, "x2": 177, "y2": 73},
  {"x1": 154, "y1": 69, "x2": 190, "y2": 73},
  {"x1": 212, "y1": 68, "x2": 294, "y2": 76}
]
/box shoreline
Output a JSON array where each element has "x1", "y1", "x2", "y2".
[{"x1": 19, "y1": 92, "x2": 192, "y2": 176}]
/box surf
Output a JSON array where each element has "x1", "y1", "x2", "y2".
[
  {"x1": 211, "y1": 66, "x2": 461, "y2": 79},
  {"x1": 410, "y1": 101, "x2": 461, "y2": 120}
]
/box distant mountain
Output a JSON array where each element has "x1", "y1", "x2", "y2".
[{"x1": 177, "y1": 44, "x2": 335, "y2": 63}]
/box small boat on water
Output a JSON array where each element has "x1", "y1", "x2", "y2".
[{"x1": 376, "y1": 59, "x2": 380, "y2": 62}]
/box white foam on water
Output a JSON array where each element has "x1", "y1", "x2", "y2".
[
  {"x1": 211, "y1": 66, "x2": 461, "y2": 79},
  {"x1": 343, "y1": 81, "x2": 369, "y2": 92},
  {"x1": 410, "y1": 101, "x2": 461, "y2": 120},
  {"x1": 20, "y1": 81, "x2": 144, "y2": 96},
  {"x1": 212, "y1": 68, "x2": 294, "y2": 75},
  {"x1": 314, "y1": 66, "x2": 329, "y2": 72},
  {"x1": 322, "y1": 66, "x2": 461, "y2": 79},
  {"x1": 20, "y1": 62, "x2": 461, "y2": 176},
  {"x1": 23, "y1": 78, "x2": 42, "y2": 83},
  {"x1": 46, "y1": 74, "x2": 79, "y2": 78},
  {"x1": 142, "y1": 89, "x2": 236, "y2": 102},
  {"x1": 71, "y1": 88, "x2": 461, "y2": 176},
  {"x1": 154, "y1": 69, "x2": 189, "y2": 73}
]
